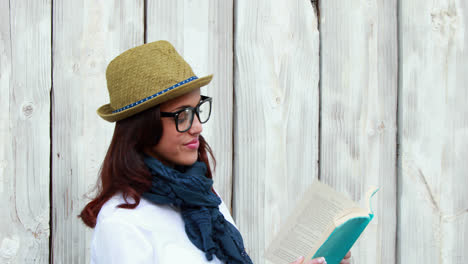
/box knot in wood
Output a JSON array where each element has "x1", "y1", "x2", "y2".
[{"x1": 21, "y1": 103, "x2": 34, "y2": 118}]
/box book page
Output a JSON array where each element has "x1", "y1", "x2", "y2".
[{"x1": 264, "y1": 181, "x2": 359, "y2": 264}]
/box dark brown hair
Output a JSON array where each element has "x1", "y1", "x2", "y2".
[{"x1": 79, "y1": 105, "x2": 216, "y2": 228}]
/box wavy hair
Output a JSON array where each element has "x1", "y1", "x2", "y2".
[{"x1": 79, "y1": 104, "x2": 216, "y2": 228}]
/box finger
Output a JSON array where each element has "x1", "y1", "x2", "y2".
[
  {"x1": 339, "y1": 260, "x2": 350, "y2": 264},
  {"x1": 289, "y1": 256, "x2": 304, "y2": 264},
  {"x1": 344, "y1": 251, "x2": 352, "y2": 259},
  {"x1": 306, "y1": 257, "x2": 327, "y2": 264}
]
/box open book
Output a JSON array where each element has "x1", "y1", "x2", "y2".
[{"x1": 264, "y1": 181, "x2": 379, "y2": 264}]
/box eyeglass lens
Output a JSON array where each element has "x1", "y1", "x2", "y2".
[{"x1": 176, "y1": 100, "x2": 211, "y2": 132}]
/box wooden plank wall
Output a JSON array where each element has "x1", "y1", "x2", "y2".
[
  {"x1": 233, "y1": 0, "x2": 320, "y2": 262},
  {"x1": 0, "y1": 0, "x2": 51, "y2": 262},
  {"x1": 399, "y1": 0, "x2": 468, "y2": 263},
  {"x1": 1, "y1": 0, "x2": 467, "y2": 263},
  {"x1": 319, "y1": 0, "x2": 398, "y2": 263}
]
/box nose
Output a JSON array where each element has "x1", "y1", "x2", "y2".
[{"x1": 188, "y1": 114, "x2": 203, "y2": 135}]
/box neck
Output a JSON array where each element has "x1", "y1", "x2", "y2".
[{"x1": 143, "y1": 150, "x2": 175, "y2": 168}]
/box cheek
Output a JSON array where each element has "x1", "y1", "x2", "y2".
[
  {"x1": 151, "y1": 119, "x2": 198, "y2": 166},
  {"x1": 159, "y1": 120, "x2": 183, "y2": 151}
]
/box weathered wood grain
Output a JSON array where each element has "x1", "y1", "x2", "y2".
[
  {"x1": 399, "y1": 0, "x2": 468, "y2": 262},
  {"x1": 319, "y1": 0, "x2": 398, "y2": 263},
  {"x1": 233, "y1": 0, "x2": 320, "y2": 262},
  {"x1": 0, "y1": 0, "x2": 51, "y2": 263},
  {"x1": 51, "y1": 1, "x2": 143, "y2": 263},
  {"x1": 2, "y1": 1, "x2": 467, "y2": 263},
  {"x1": 146, "y1": 0, "x2": 234, "y2": 209}
]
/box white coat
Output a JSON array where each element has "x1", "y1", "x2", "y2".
[{"x1": 90, "y1": 191, "x2": 238, "y2": 264}]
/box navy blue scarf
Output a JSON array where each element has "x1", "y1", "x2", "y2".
[{"x1": 142, "y1": 155, "x2": 253, "y2": 264}]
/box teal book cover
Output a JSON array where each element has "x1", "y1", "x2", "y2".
[{"x1": 311, "y1": 187, "x2": 379, "y2": 264}]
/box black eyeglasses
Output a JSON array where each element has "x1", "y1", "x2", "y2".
[{"x1": 160, "y1": 95, "x2": 212, "y2": 132}]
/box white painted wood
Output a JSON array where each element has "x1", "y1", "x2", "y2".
[
  {"x1": 319, "y1": 0, "x2": 398, "y2": 263},
  {"x1": 399, "y1": 0, "x2": 468, "y2": 263},
  {"x1": 52, "y1": 1, "x2": 143, "y2": 263},
  {"x1": 0, "y1": 1, "x2": 51, "y2": 263},
  {"x1": 146, "y1": 0, "x2": 234, "y2": 209},
  {"x1": 3, "y1": 1, "x2": 466, "y2": 263},
  {"x1": 233, "y1": 0, "x2": 320, "y2": 262}
]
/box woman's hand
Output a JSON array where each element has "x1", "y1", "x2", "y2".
[
  {"x1": 289, "y1": 251, "x2": 351, "y2": 264},
  {"x1": 289, "y1": 256, "x2": 326, "y2": 264},
  {"x1": 339, "y1": 251, "x2": 351, "y2": 264}
]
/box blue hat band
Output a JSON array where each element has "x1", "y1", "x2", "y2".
[{"x1": 112, "y1": 76, "x2": 199, "y2": 113}]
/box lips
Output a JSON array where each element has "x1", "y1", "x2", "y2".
[
  {"x1": 184, "y1": 138, "x2": 199, "y2": 149},
  {"x1": 184, "y1": 138, "x2": 199, "y2": 145}
]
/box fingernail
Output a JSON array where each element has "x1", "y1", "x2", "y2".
[
  {"x1": 323, "y1": 257, "x2": 327, "y2": 264},
  {"x1": 318, "y1": 257, "x2": 326, "y2": 264},
  {"x1": 297, "y1": 256, "x2": 304, "y2": 261}
]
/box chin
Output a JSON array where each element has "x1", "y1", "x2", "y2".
[{"x1": 178, "y1": 155, "x2": 198, "y2": 166}]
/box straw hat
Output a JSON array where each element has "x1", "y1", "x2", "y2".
[{"x1": 97, "y1": 40, "x2": 213, "y2": 122}]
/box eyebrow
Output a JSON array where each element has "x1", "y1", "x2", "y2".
[
  {"x1": 170, "y1": 96, "x2": 202, "y2": 111},
  {"x1": 172, "y1": 105, "x2": 192, "y2": 111}
]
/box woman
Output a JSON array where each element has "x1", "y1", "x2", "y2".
[{"x1": 80, "y1": 40, "x2": 351, "y2": 264}]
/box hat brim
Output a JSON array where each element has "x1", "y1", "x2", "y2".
[{"x1": 97, "y1": 74, "x2": 213, "y2": 122}]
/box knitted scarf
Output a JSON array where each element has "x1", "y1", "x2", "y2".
[{"x1": 142, "y1": 155, "x2": 253, "y2": 264}]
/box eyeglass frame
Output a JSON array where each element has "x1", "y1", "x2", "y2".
[{"x1": 160, "y1": 95, "x2": 212, "y2": 132}]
